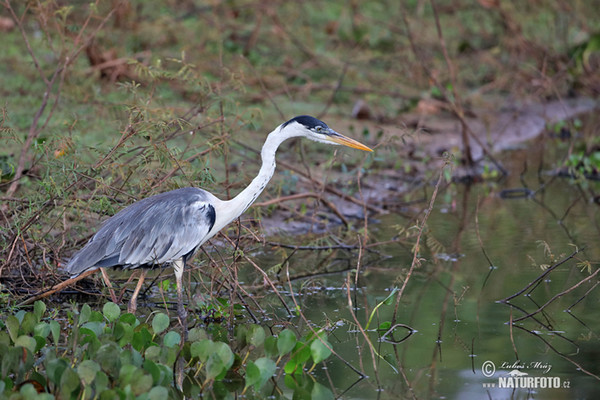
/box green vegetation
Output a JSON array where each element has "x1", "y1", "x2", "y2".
[
  {"x1": 0, "y1": 300, "x2": 334, "y2": 398},
  {"x1": 1, "y1": 0, "x2": 600, "y2": 398}
]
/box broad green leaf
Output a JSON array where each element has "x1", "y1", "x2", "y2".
[
  {"x1": 79, "y1": 304, "x2": 91, "y2": 326},
  {"x1": 78, "y1": 360, "x2": 100, "y2": 385},
  {"x1": 248, "y1": 357, "x2": 276, "y2": 390},
  {"x1": 20, "y1": 312, "x2": 37, "y2": 335},
  {"x1": 96, "y1": 343, "x2": 121, "y2": 375},
  {"x1": 247, "y1": 325, "x2": 265, "y2": 347},
  {"x1": 277, "y1": 329, "x2": 297, "y2": 356},
  {"x1": 205, "y1": 342, "x2": 234, "y2": 380},
  {"x1": 190, "y1": 340, "x2": 213, "y2": 362},
  {"x1": 188, "y1": 327, "x2": 208, "y2": 342},
  {"x1": 46, "y1": 358, "x2": 68, "y2": 385},
  {"x1": 145, "y1": 346, "x2": 160, "y2": 361},
  {"x1": 148, "y1": 386, "x2": 169, "y2": 400},
  {"x1": 59, "y1": 367, "x2": 80, "y2": 394},
  {"x1": 163, "y1": 331, "x2": 181, "y2": 348},
  {"x1": 81, "y1": 321, "x2": 104, "y2": 338},
  {"x1": 5, "y1": 315, "x2": 19, "y2": 343},
  {"x1": 264, "y1": 336, "x2": 277, "y2": 357},
  {"x1": 50, "y1": 320, "x2": 60, "y2": 346},
  {"x1": 103, "y1": 302, "x2": 121, "y2": 322},
  {"x1": 15, "y1": 335, "x2": 36, "y2": 354},
  {"x1": 33, "y1": 322, "x2": 50, "y2": 338},
  {"x1": 33, "y1": 301, "x2": 46, "y2": 321},
  {"x1": 310, "y1": 338, "x2": 332, "y2": 364},
  {"x1": 152, "y1": 313, "x2": 169, "y2": 334}
]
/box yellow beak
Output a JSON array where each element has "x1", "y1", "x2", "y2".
[{"x1": 328, "y1": 132, "x2": 373, "y2": 152}]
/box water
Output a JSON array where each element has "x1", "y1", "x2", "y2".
[{"x1": 245, "y1": 142, "x2": 600, "y2": 398}]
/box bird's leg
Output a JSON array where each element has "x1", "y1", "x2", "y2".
[
  {"x1": 100, "y1": 268, "x2": 118, "y2": 304},
  {"x1": 128, "y1": 269, "x2": 147, "y2": 314},
  {"x1": 173, "y1": 258, "x2": 188, "y2": 339}
]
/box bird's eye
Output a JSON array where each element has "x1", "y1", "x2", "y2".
[{"x1": 315, "y1": 126, "x2": 323, "y2": 133}]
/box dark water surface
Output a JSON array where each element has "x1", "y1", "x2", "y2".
[{"x1": 246, "y1": 142, "x2": 600, "y2": 399}]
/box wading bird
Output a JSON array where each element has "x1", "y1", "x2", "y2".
[{"x1": 66, "y1": 115, "x2": 372, "y2": 329}]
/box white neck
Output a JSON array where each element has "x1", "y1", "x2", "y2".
[{"x1": 210, "y1": 124, "x2": 299, "y2": 234}]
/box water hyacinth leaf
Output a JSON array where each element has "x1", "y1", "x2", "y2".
[
  {"x1": 205, "y1": 342, "x2": 234, "y2": 380},
  {"x1": 59, "y1": 367, "x2": 80, "y2": 395},
  {"x1": 264, "y1": 336, "x2": 277, "y2": 357},
  {"x1": 310, "y1": 338, "x2": 332, "y2": 364},
  {"x1": 119, "y1": 313, "x2": 137, "y2": 325},
  {"x1": 163, "y1": 331, "x2": 181, "y2": 348},
  {"x1": 145, "y1": 346, "x2": 160, "y2": 361},
  {"x1": 5, "y1": 315, "x2": 19, "y2": 343},
  {"x1": 148, "y1": 386, "x2": 169, "y2": 400},
  {"x1": 77, "y1": 360, "x2": 100, "y2": 385},
  {"x1": 102, "y1": 302, "x2": 121, "y2": 322},
  {"x1": 247, "y1": 325, "x2": 265, "y2": 347},
  {"x1": 253, "y1": 358, "x2": 276, "y2": 390},
  {"x1": 49, "y1": 320, "x2": 60, "y2": 346},
  {"x1": 96, "y1": 343, "x2": 121, "y2": 375},
  {"x1": 15, "y1": 335, "x2": 36, "y2": 354},
  {"x1": 46, "y1": 358, "x2": 68, "y2": 385},
  {"x1": 152, "y1": 313, "x2": 169, "y2": 334},
  {"x1": 190, "y1": 339, "x2": 213, "y2": 362},
  {"x1": 143, "y1": 360, "x2": 160, "y2": 384},
  {"x1": 81, "y1": 321, "x2": 104, "y2": 338},
  {"x1": 33, "y1": 322, "x2": 50, "y2": 339},
  {"x1": 244, "y1": 360, "x2": 260, "y2": 389},
  {"x1": 79, "y1": 304, "x2": 91, "y2": 326},
  {"x1": 284, "y1": 358, "x2": 297, "y2": 375},
  {"x1": 20, "y1": 313, "x2": 37, "y2": 335},
  {"x1": 33, "y1": 301, "x2": 46, "y2": 321},
  {"x1": 188, "y1": 327, "x2": 208, "y2": 342},
  {"x1": 132, "y1": 327, "x2": 153, "y2": 351},
  {"x1": 277, "y1": 329, "x2": 297, "y2": 356},
  {"x1": 33, "y1": 335, "x2": 46, "y2": 353}
]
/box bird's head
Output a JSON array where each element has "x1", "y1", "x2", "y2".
[{"x1": 280, "y1": 115, "x2": 372, "y2": 152}]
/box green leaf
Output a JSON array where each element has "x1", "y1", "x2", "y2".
[
  {"x1": 152, "y1": 313, "x2": 169, "y2": 334},
  {"x1": 264, "y1": 336, "x2": 278, "y2": 358},
  {"x1": 190, "y1": 340, "x2": 213, "y2": 362},
  {"x1": 277, "y1": 329, "x2": 297, "y2": 356},
  {"x1": 205, "y1": 342, "x2": 234, "y2": 380},
  {"x1": 148, "y1": 386, "x2": 169, "y2": 400},
  {"x1": 96, "y1": 343, "x2": 121, "y2": 375},
  {"x1": 59, "y1": 367, "x2": 80, "y2": 394},
  {"x1": 15, "y1": 335, "x2": 36, "y2": 354},
  {"x1": 46, "y1": 358, "x2": 68, "y2": 385},
  {"x1": 310, "y1": 338, "x2": 332, "y2": 364},
  {"x1": 247, "y1": 325, "x2": 265, "y2": 347},
  {"x1": 20, "y1": 312, "x2": 37, "y2": 335},
  {"x1": 81, "y1": 321, "x2": 104, "y2": 338},
  {"x1": 79, "y1": 304, "x2": 91, "y2": 326},
  {"x1": 103, "y1": 302, "x2": 121, "y2": 322},
  {"x1": 78, "y1": 360, "x2": 100, "y2": 385},
  {"x1": 5, "y1": 315, "x2": 19, "y2": 343},
  {"x1": 33, "y1": 301, "x2": 46, "y2": 321},
  {"x1": 188, "y1": 327, "x2": 208, "y2": 342},
  {"x1": 33, "y1": 322, "x2": 50, "y2": 338},
  {"x1": 163, "y1": 331, "x2": 181, "y2": 348},
  {"x1": 50, "y1": 320, "x2": 60, "y2": 346},
  {"x1": 245, "y1": 358, "x2": 276, "y2": 390}
]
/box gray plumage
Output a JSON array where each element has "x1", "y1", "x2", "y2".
[{"x1": 66, "y1": 187, "x2": 216, "y2": 276}]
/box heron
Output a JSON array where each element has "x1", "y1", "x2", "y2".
[{"x1": 65, "y1": 115, "x2": 372, "y2": 328}]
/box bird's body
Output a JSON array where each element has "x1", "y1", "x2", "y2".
[{"x1": 66, "y1": 115, "x2": 372, "y2": 320}]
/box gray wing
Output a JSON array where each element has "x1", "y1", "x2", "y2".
[{"x1": 66, "y1": 187, "x2": 217, "y2": 276}]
